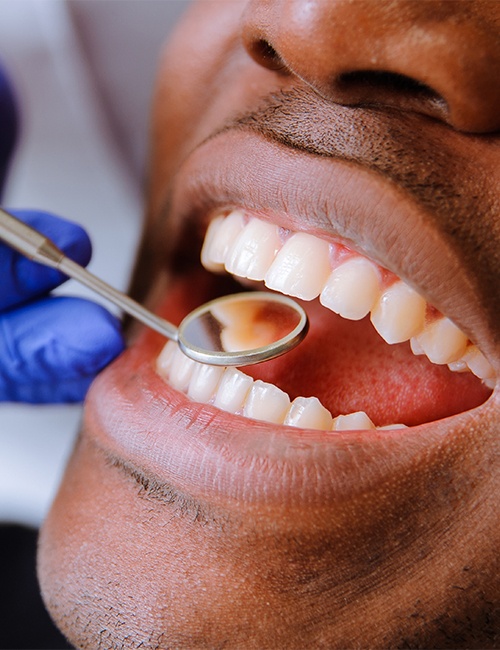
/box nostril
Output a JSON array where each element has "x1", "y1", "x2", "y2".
[
  {"x1": 248, "y1": 38, "x2": 288, "y2": 72},
  {"x1": 339, "y1": 70, "x2": 440, "y2": 101},
  {"x1": 336, "y1": 70, "x2": 448, "y2": 114}
]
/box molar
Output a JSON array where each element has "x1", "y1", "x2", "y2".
[
  {"x1": 448, "y1": 345, "x2": 495, "y2": 386},
  {"x1": 377, "y1": 423, "x2": 408, "y2": 430}
]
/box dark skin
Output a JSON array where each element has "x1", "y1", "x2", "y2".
[{"x1": 39, "y1": 1, "x2": 499, "y2": 648}]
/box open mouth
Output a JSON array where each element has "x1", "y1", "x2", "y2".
[
  {"x1": 82, "y1": 128, "x2": 499, "y2": 509},
  {"x1": 154, "y1": 208, "x2": 494, "y2": 432}
]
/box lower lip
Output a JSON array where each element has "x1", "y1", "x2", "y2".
[{"x1": 83, "y1": 320, "x2": 491, "y2": 509}]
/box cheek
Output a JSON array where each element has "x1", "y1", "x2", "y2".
[{"x1": 149, "y1": 1, "x2": 247, "y2": 216}]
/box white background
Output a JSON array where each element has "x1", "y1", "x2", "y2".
[{"x1": 0, "y1": 0, "x2": 187, "y2": 527}]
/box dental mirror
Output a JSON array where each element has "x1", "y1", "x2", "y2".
[
  {"x1": 178, "y1": 292, "x2": 308, "y2": 365},
  {"x1": 0, "y1": 208, "x2": 308, "y2": 367}
]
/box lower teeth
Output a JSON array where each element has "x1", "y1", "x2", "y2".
[{"x1": 156, "y1": 342, "x2": 406, "y2": 431}]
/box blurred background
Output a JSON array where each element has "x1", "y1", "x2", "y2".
[{"x1": 0, "y1": 1, "x2": 187, "y2": 646}]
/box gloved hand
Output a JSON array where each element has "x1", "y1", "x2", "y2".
[{"x1": 0, "y1": 209, "x2": 125, "y2": 402}]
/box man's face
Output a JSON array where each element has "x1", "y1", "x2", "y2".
[{"x1": 39, "y1": 1, "x2": 500, "y2": 647}]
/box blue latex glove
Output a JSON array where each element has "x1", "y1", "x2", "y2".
[{"x1": 0, "y1": 209, "x2": 125, "y2": 402}]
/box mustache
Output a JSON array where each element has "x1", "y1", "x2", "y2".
[
  {"x1": 136, "y1": 86, "x2": 498, "y2": 330},
  {"x1": 193, "y1": 87, "x2": 499, "y2": 327},
  {"x1": 162, "y1": 85, "x2": 494, "y2": 267},
  {"x1": 217, "y1": 87, "x2": 465, "y2": 215}
]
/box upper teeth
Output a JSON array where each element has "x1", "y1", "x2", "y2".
[
  {"x1": 155, "y1": 209, "x2": 495, "y2": 431},
  {"x1": 201, "y1": 209, "x2": 494, "y2": 381}
]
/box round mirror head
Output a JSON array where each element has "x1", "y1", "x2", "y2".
[{"x1": 178, "y1": 292, "x2": 308, "y2": 366}]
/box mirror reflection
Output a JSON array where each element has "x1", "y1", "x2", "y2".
[{"x1": 180, "y1": 294, "x2": 304, "y2": 354}]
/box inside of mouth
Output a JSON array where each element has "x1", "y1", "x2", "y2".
[
  {"x1": 243, "y1": 297, "x2": 489, "y2": 427},
  {"x1": 156, "y1": 268, "x2": 491, "y2": 429},
  {"x1": 148, "y1": 206, "x2": 497, "y2": 430}
]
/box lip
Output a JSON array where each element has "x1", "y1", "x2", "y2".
[
  {"x1": 85, "y1": 323, "x2": 498, "y2": 510},
  {"x1": 84, "y1": 127, "x2": 498, "y2": 509},
  {"x1": 168, "y1": 130, "x2": 500, "y2": 363}
]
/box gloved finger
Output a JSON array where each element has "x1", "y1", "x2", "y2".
[
  {"x1": 0, "y1": 295, "x2": 124, "y2": 403},
  {"x1": 0, "y1": 209, "x2": 91, "y2": 311}
]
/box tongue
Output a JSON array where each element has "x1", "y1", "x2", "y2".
[{"x1": 244, "y1": 299, "x2": 490, "y2": 427}]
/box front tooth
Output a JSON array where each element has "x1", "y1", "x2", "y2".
[
  {"x1": 187, "y1": 363, "x2": 225, "y2": 403},
  {"x1": 320, "y1": 257, "x2": 381, "y2": 320},
  {"x1": 284, "y1": 396, "x2": 333, "y2": 430},
  {"x1": 243, "y1": 380, "x2": 290, "y2": 424},
  {"x1": 332, "y1": 411, "x2": 375, "y2": 431},
  {"x1": 200, "y1": 210, "x2": 246, "y2": 271},
  {"x1": 413, "y1": 317, "x2": 468, "y2": 365},
  {"x1": 225, "y1": 218, "x2": 281, "y2": 281},
  {"x1": 168, "y1": 348, "x2": 197, "y2": 391},
  {"x1": 371, "y1": 281, "x2": 426, "y2": 344},
  {"x1": 265, "y1": 232, "x2": 331, "y2": 300},
  {"x1": 156, "y1": 341, "x2": 177, "y2": 379},
  {"x1": 213, "y1": 368, "x2": 253, "y2": 413}
]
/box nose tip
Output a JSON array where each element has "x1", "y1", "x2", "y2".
[{"x1": 242, "y1": 0, "x2": 500, "y2": 133}]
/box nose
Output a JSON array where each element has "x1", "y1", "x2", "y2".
[{"x1": 242, "y1": 0, "x2": 500, "y2": 133}]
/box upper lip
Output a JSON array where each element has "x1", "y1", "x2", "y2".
[{"x1": 167, "y1": 127, "x2": 499, "y2": 372}]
